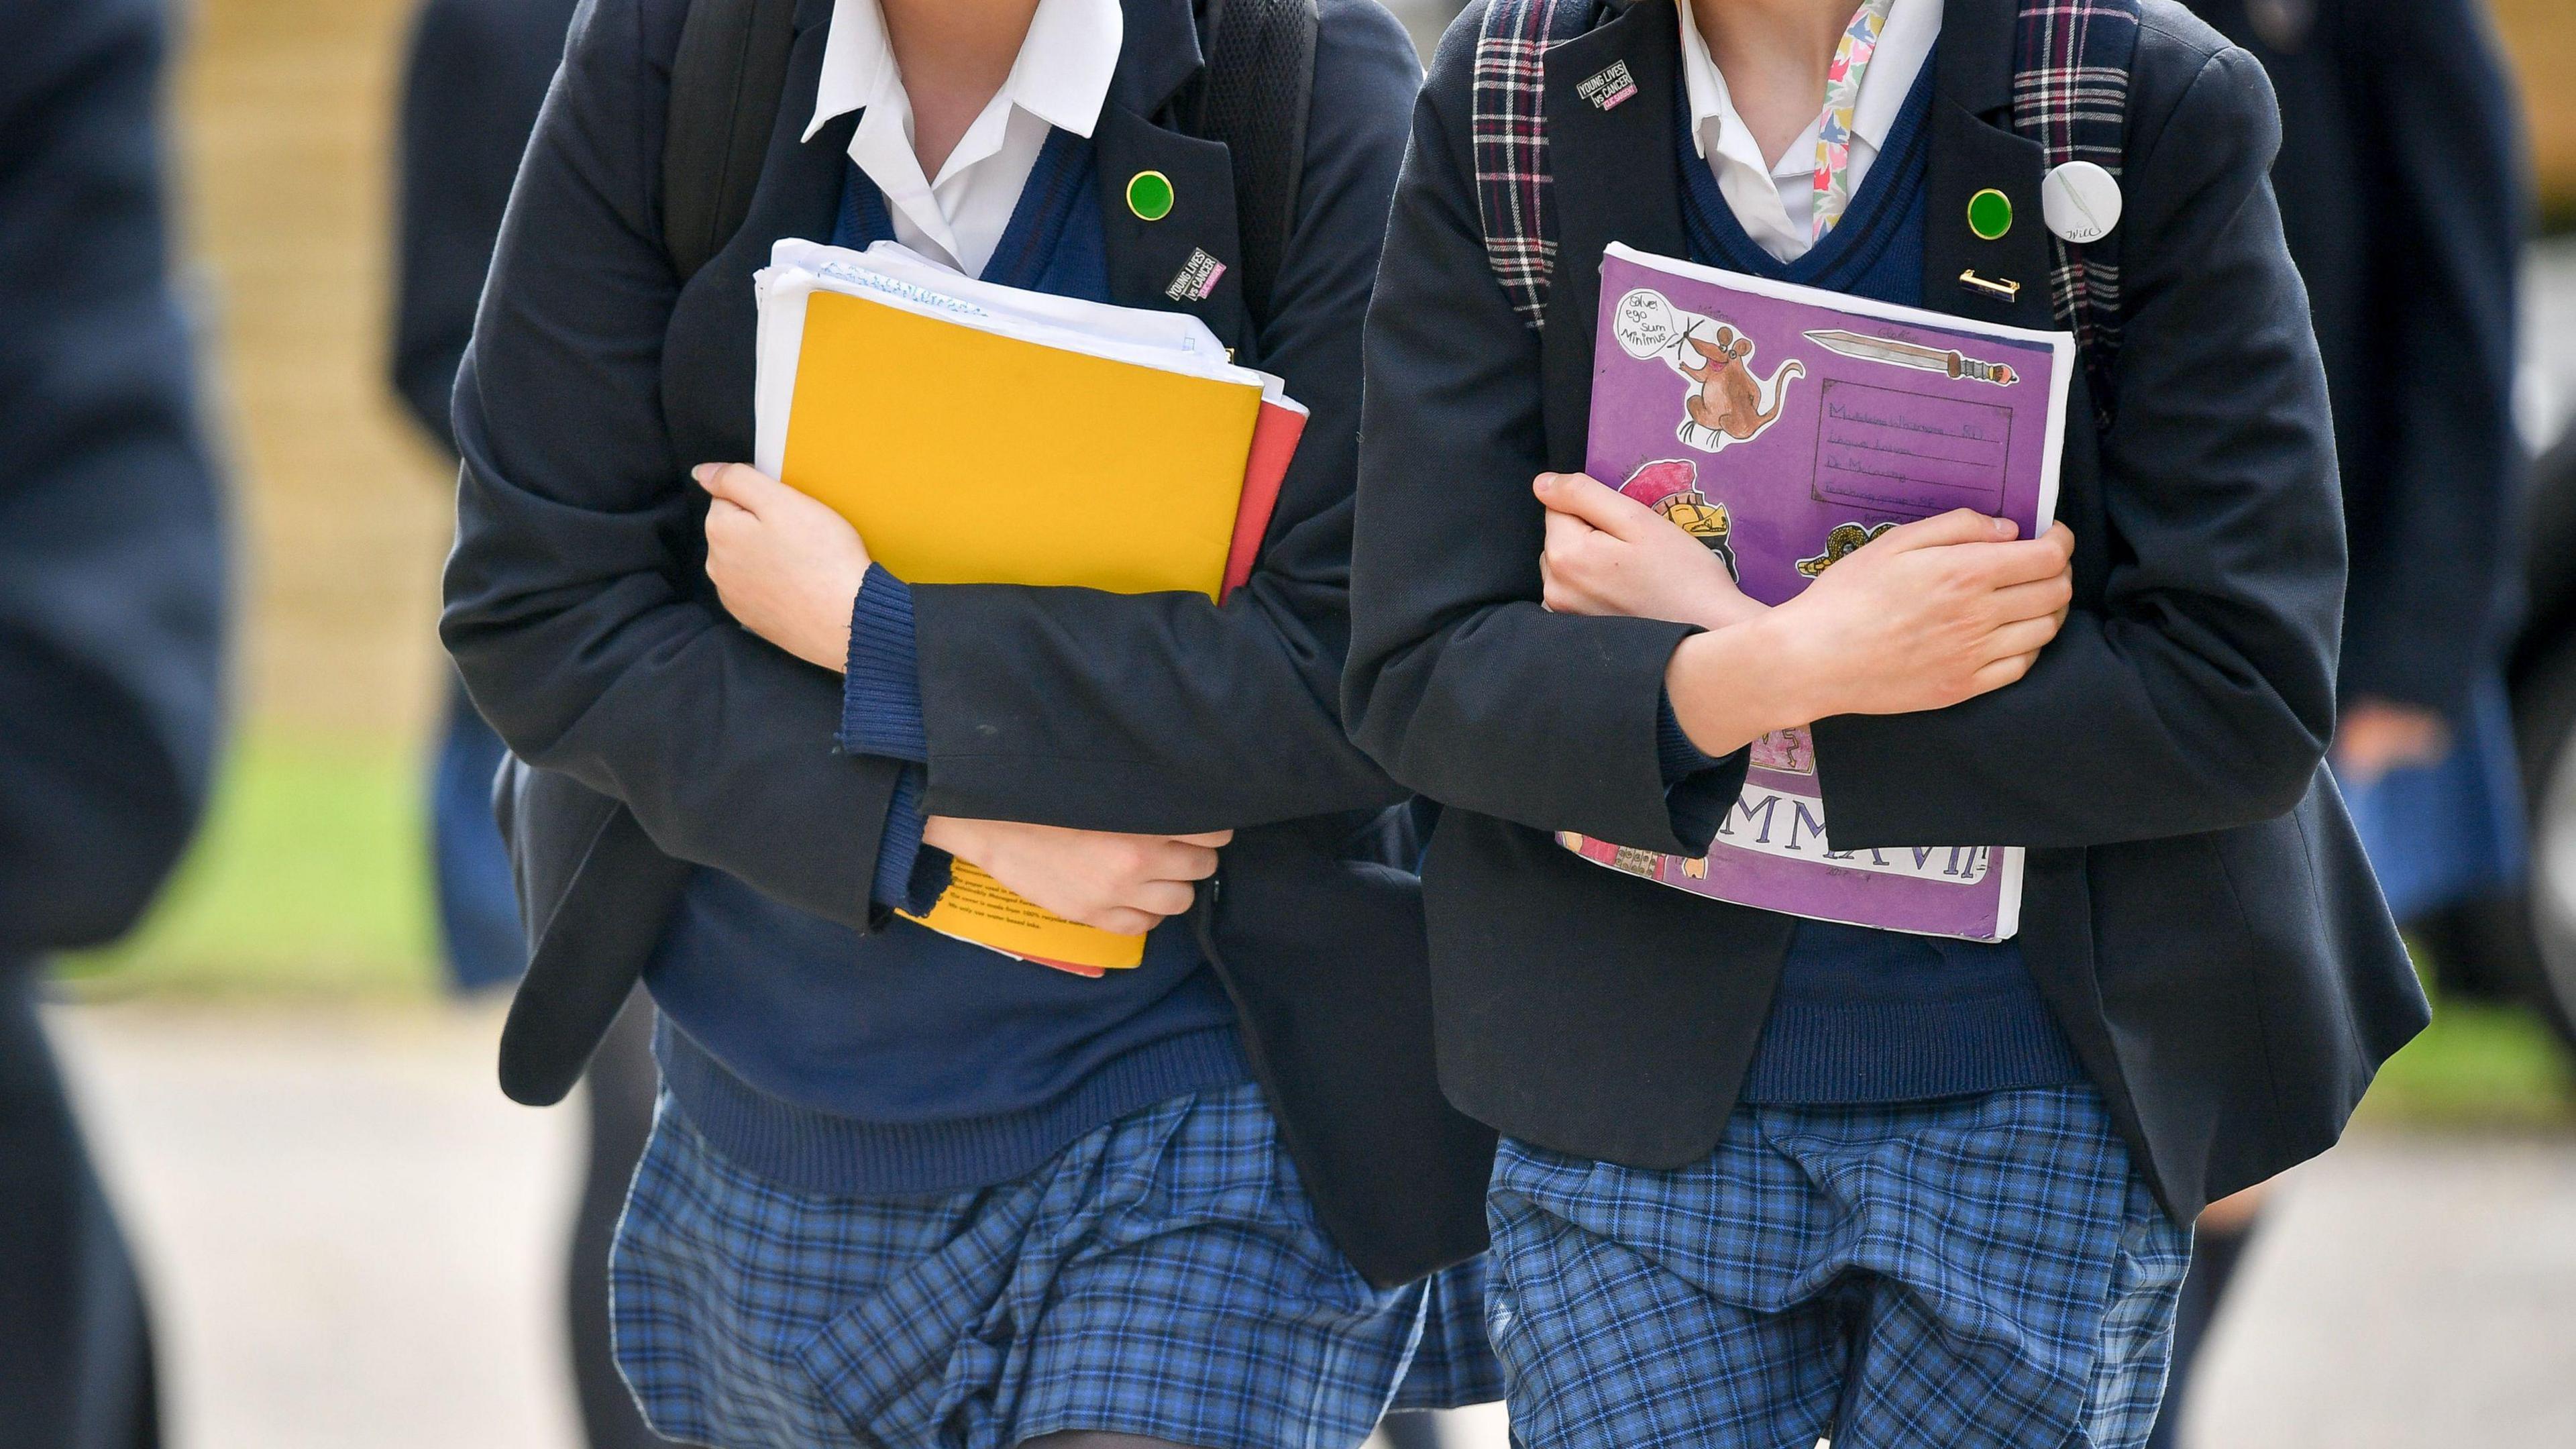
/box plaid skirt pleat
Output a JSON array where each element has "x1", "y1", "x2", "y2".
[
  {"x1": 610, "y1": 1082, "x2": 1499, "y2": 1449},
  {"x1": 1486, "y1": 1084, "x2": 2190, "y2": 1449}
]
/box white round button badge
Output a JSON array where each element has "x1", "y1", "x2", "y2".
[{"x1": 2041, "y1": 161, "x2": 2123, "y2": 244}]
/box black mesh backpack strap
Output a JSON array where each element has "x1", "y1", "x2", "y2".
[
  {"x1": 662, "y1": 0, "x2": 800, "y2": 280},
  {"x1": 1470, "y1": 0, "x2": 1599, "y2": 331},
  {"x1": 1191, "y1": 0, "x2": 1320, "y2": 332},
  {"x1": 2008, "y1": 0, "x2": 2141, "y2": 423}
]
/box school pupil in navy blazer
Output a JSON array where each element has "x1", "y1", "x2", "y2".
[
  {"x1": 388, "y1": 3, "x2": 680, "y2": 1448},
  {"x1": 0, "y1": 0, "x2": 228, "y2": 1444},
  {"x1": 2143, "y1": 2, "x2": 2530, "y2": 1442},
  {"x1": 441, "y1": 1, "x2": 1499, "y2": 1444},
  {"x1": 1346, "y1": 0, "x2": 2426, "y2": 1444}
]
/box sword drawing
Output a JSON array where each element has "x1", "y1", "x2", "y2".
[{"x1": 1803, "y1": 329, "x2": 2017, "y2": 386}]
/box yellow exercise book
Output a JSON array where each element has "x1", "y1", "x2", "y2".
[{"x1": 753, "y1": 240, "x2": 1288, "y2": 975}]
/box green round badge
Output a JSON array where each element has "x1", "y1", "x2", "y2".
[
  {"x1": 1967, "y1": 187, "x2": 2014, "y2": 241},
  {"x1": 1126, "y1": 170, "x2": 1175, "y2": 222}
]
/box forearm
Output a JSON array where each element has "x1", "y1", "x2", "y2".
[
  {"x1": 1662, "y1": 617, "x2": 1821, "y2": 759},
  {"x1": 908, "y1": 575, "x2": 1403, "y2": 833},
  {"x1": 1810, "y1": 608, "x2": 2330, "y2": 847},
  {"x1": 445, "y1": 554, "x2": 906, "y2": 928}
]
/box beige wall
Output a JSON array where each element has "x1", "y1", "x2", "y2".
[
  {"x1": 176, "y1": 0, "x2": 453, "y2": 743},
  {"x1": 2493, "y1": 0, "x2": 2576, "y2": 223}
]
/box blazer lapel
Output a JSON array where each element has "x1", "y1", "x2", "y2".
[
  {"x1": 1093, "y1": 105, "x2": 1254, "y2": 358},
  {"x1": 663, "y1": 7, "x2": 849, "y2": 465},
  {"x1": 1922, "y1": 0, "x2": 2057, "y2": 331},
  {"x1": 1539, "y1": 0, "x2": 1686, "y2": 469},
  {"x1": 667, "y1": 0, "x2": 1256, "y2": 455}
]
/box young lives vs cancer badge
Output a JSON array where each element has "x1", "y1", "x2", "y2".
[{"x1": 1558, "y1": 243, "x2": 2077, "y2": 941}]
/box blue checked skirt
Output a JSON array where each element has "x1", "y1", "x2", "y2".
[
  {"x1": 610, "y1": 1082, "x2": 1501, "y2": 1449},
  {"x1": 1487, "y1": 1085, "x2": 2190, "y2": 1449}
]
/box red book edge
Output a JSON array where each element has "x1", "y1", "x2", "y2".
[{"x1": 1221, "y1": 396, "x2": 1307, "y2": 599}]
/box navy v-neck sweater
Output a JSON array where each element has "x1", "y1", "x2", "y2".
[
  {"x1": 647, "y1": 131, "x2": 1250, "y2": 1196},
  {"x1": 1663, "y1": 66, "x2": 2086, "y2": 1104}
]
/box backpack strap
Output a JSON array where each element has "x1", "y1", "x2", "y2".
[
  {"x1": 661, "y1": 0, "x2": 1318, "y2": 331},
  {"x1": 2008, "y1": 0, "x2": 2140, "y2": 421},
  {"x1": 1189, "y1": 0, "x2": 1320, "y2": 332},
  {"x1": 662, "y1": 0, "x2": 800, "y2": 281},
  {"x1": 1471, "y1": 0, "x2": 2141, "y2": 406},
  {"x1": 1471, "y1": 0, "x2": 1598, "y2": 331}
]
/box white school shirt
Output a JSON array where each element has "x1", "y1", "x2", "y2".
[
  {"x1": 803, "y1": 0, "x2": 1124, "y2": 278},
  {"x1": 1674, "y1": 0, "x2": 1943, "y2": 263}
]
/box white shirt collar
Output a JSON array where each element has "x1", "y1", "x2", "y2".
[
  {"x1": 1673, "y1": 0, "x2": 1941, "y2": 260},
  {"x1": 1675, "y1": 0, "x2": 1942, "y2": 174},
  {"x1": 806, "y1": 0, "x2": 1122, "y2": 146},
  {"x1": 803, "y1": 0, "x2": 1123, "y2": 270}
]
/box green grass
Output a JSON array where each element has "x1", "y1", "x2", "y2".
[
  {"x1": 2359, "y1": 994, "x2": 2576, "y2": 1130},
  {"x1": 60, "y1": 731, "x2": 439, "y2": 997}
]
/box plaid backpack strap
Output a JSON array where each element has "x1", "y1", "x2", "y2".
[
  {"x1": 1472, "y1": 0, "x2": 1598, "y2": 331},
  {"x1": 2009, "y1": 0, "x2": 2141, "y2": 421}
]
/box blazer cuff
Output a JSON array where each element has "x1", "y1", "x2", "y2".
[
  {"x1": 1656, "y1": 692, "x2": 1721, "y2": 784},
  {"x1": 841, "y1": 564, "x2": 929, "y2": 763},
  {"x1": 871, "y1": 763, "x2": 953, "y2": 914},
  {"x1": 1653, "y1": 690, "x2": 1745, "y2": 855}
]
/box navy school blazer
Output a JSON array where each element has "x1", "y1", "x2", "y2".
[
  {"x1": 0, "y1": 0, "x2": 227, "y2": 967},
  {"x1": 2182, "y1": 0, "x2": 2526, "y2": 720},
  {"x1": 440, "y1": 0, "x2": 1497, "y2": 1286},
  {"x1": 1344, "y1": 0, "x2": 2428, "y2": 1220}
]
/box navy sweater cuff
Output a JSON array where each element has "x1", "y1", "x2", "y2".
[
  {"x1": 871, "y1": 765, "x2": 952, "y2": 914},
  {"x1": 1658, "y1": 692, "x2": 1739, "y2": 855},
  {"x1": 841, "y1": 564, "x2": 928, "y2": 763},
  {"x1": 1656, "y1": 692, "x2": 1719, "y2": 784}
]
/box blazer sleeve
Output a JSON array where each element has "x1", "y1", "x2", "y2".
[
  {"x1": 899, "y1": 0, "x2": 1420, "y2": 835},
  {"x1": 2332, "y1": 0, "x2": 2524, "y2": 716},
  {"x1": 441, "y1": 0, "x2": 903, "y2": 930},
  {"x1": 1341, "y1": 19, "x2": 1737, "y2": 857},
  {"x1": 0, "y1": 0, "x2": 227, "y2": 955},
  {"x1": 1809, "y1": 42, "x2": 2347, "y2": 849}
]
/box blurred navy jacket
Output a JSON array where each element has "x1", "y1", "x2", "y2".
[
  {"x1": 2184, "y1": 0, "x2": 2526, "y2": 720},
  {"x1": 0, "y1": 0, "x2": 228, "y2": 963},
  {"x1": 392, "y1": 0, "x2": 580, "y2": 992},
  {"x1": 393, "y1": 0, "x2": 583, "y2": 456}
]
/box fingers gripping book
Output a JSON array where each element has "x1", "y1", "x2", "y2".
[{"x1": 1561, "y1": 244, "x2": 2076, "y2": 943}]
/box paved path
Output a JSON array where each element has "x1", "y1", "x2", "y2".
[{"x1": 44, "y1": 1000, "x2": 2576, "y2": 1449}]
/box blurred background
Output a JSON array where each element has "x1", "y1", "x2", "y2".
[{"x1": 19, "y1": 0, "x2": 2576, "y2": 1446}]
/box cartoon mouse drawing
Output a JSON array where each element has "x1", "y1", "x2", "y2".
[{"x1": 1675, "y1": 324, "x2": 1803, "y2": 451}]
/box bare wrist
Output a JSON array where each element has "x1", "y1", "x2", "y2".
[
  {"x1": 1666, "y1": 619, "x2": 1813, "y2": 757},
  {"x1": 921, "y1": 814, "x2": 978, "y2": 859},
  {"x1": 1693, "y1": 593, "x2": 1772, "y2": 633}
]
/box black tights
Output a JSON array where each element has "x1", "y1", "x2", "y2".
[{"x1": 567, "y1": 987, "x2": 678, "y2": 1448}]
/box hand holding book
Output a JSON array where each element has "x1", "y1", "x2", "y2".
[
  {"x1": 1534, "y1": 471, "x2": 1766, "y2": 631},
  {"x1": 696, "y1": 462, "x2": 872, "y2": 672},
  {"x1": 922, "y1": 819, "x2": 1232, "y2": 940},
  {"x1": 1560, "y1": 245, "x2": 2085, "y2": 941},
  {"x1": 691, "y1": 458, "x2": 1234, "y2": 961},
  {"x1": 1660, "y1": 513, "x2": 2071, "y2": 759}
]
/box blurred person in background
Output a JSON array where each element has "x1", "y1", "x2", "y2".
[
  {"x1": 2151, "y1": 1, "x2": 2528, "y2": 1444},
  {"x1": 0, "y1": 0, "x2": 230, "y2": 1443},
  {"x1": 390, "y1": 2, "x2": 675, "y2": 1446}
]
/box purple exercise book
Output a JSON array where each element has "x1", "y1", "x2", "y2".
[{"x1": 1562, "y1": 243, "x2": 2076, "y2": 942}]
